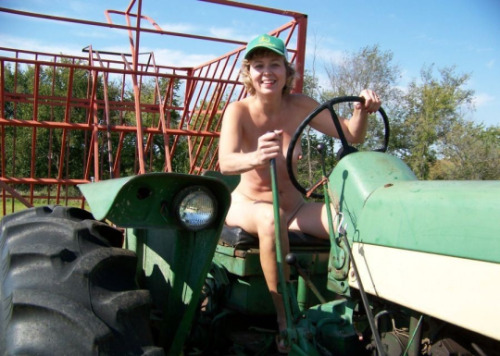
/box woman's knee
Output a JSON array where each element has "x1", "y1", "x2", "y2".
[{"x1": 255, "y1": 205, "x2": 276, "y2": 238}]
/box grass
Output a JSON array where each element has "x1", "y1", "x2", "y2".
[{"x1": 1, "y1": 197, "x2": 90, "y2": 217}]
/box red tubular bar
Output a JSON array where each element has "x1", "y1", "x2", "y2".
[{"x1": 0, "y1": 0, "x2": 307, "y2": 215}]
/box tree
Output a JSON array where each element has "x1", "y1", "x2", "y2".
[
  {"x1": 294, "y1": 47, "x2": 402, "y2": 190},
  {"x1": 395, "y1": 65, "x2": 474, "y2": 179},
  {"x1": 430, "y1": 121, "x2": 500, "y2": 180},
  {"x1": 323, "y1": 44, "x2": 402, "y2": 109},
  {"x1": 322, "y1": 45, "x2": 402, "y2": 153},
  {"x1": 302, "y1": 69, "x2": 320, "y2": 100},
  {"x1": 299, "y1": 70, "x2": 327, "y2": 188}
]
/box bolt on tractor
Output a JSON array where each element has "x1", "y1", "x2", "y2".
[{"x1": 1, "y1": 96, "x2": 500, "y2": 356}]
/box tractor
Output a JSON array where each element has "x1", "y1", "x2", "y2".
[{"x1": 1, "y1": 96, "x2": 499, "y2": 356}]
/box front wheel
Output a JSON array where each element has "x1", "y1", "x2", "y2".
[{"x1": 0, "y1": 205, "x2": 164, "y2": 355}]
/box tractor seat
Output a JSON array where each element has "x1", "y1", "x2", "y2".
[
  {"x1": 220, "y1": 225, "x2": 330, "y2": 250},
  {"x1": 201, "y1": 170, "x2": 330, "y2": 251}
]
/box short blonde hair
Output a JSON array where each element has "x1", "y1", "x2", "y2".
[{"x1": 240, "y1": 48, "x2": 296, "y2": 96}]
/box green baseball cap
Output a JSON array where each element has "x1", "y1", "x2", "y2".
[{"x1": 244, "y1": 34, "x2": 288, "y2": 60}]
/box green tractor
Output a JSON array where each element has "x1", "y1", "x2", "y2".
[{"x1": 1, "y1": 97, "x2": 499, "y2": 355}]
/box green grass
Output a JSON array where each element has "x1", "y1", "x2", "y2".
[{"x1": 1, "y1": 198, "x2": 90, "y2": 217}]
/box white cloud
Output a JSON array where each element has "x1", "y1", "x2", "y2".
[
  {"x1": 304, "y1": 32, "x2": 344, "y2": 66},
  {"x1": 317, "y1": 47, "x2": 344, "y2": 66},
  {"x1": 144, "y1": 48, "x2": 214, "y2": 68},
  {"x1": 0, "y1": 32, "x2": 229, "y2": 69},
  {"x1": 157, "y1": 22, "x2": 197, "y2": 34},
  {"x1": 73, "y1": 29, "x2": 118, "y2": 40},
  {"x1": 207, "y1": 27, "x2": 236, "y2": 39},
  {"x1": 0, "y1": 34, "x2": 83, "y2": 57},
  {"x1": 473, "y1": 93, "x2": 495, "y2": 108}
]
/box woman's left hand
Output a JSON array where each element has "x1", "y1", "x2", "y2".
[{"x1": 356, "y1": 89, "x2": 381, "y2": 114}]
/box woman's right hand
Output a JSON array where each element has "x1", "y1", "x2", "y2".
[{"x1": 254, "y1": 130, "x2": 282, "y2": 167}]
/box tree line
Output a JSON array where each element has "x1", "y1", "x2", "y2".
[
  {"x1": 2, "y1": 46, "x2": 499, "y2": 190},
  {"x1": 1, "y1": 60, "x2": 187, "y2": 187},
  {"x1": 302, "y1": 45, "x2": 499, "y2": 181}
]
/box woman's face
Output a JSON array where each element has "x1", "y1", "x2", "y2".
[{"x1": 248, "y1": 54, "x2": 286, "y2": 95}]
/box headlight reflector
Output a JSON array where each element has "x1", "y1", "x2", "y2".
[{"x1": 175, "y1": 186, "x2": 217, "y2": 231}]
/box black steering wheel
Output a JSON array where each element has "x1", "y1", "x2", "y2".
[{"x1": 286, "y1": 96, "x2": 390, "y2": 198}]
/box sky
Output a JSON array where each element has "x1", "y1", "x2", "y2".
[{"x1": 0, "y1": 0, "x2": 499, "y2": 127}]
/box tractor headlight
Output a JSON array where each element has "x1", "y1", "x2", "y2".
[{"x1": 174, "y1": 186, "x2": 217, "y2": 231}]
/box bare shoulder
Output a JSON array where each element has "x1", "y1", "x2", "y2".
[
  {"x1": 227, "y1": 97, "x2": 251, "y2": 111},
  {"x1": 287, "y1": 93, "x2": 319, "y2": 109},
  {"x1": 285, "y1": 93, "x2": 320, "y2": 118},
  {"x1": 223, "y1": 98, "x2": 251, "y2": 127}
]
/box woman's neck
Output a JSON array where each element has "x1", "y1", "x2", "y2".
[{"x1": 253, "y1": 92, "x2": 285, "y2": 116}]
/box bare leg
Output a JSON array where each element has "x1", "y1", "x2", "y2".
[
  {"x1": 226, "y1": 198, "x2": 289, "y2": 333},
  {"x1": 251, "y1": 204, "x2": 291, "y2": 353},
  {"x1": 288, "y1": 202, "x2": 332, "y2": 239},
  {"x1": 255, "y1": 204, "x2": 289, "y2": 332}
]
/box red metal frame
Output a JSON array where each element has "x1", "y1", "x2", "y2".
[{"x1": 0, "y1": 0, "x2": 307, "y2": 215}]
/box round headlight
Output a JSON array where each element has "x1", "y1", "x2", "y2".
[{"x1": 175, "y1": 186, "x2": 217, "y2": 231}]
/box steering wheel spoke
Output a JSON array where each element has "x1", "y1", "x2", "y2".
[{"x1": 286, "y1": 96, "x2": 390, "y2": 199}]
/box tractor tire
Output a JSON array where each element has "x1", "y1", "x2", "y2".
[{"x1": 0, "y1": 205, "x2": 164, "y2": 356}]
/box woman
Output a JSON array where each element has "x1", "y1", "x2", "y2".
[{"x1": 218, "y1": 34, "x2": 380, "y2": 352}]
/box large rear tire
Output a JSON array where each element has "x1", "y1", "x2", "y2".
[{"x1": 0, "y1": 205, "x2": 164, "y2": 355}]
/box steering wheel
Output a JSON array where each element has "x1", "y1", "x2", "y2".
[{"x1": 286, "y1": 96, "x2": 390, "y2": 198}]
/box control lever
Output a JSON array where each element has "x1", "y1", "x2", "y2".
[{"x1": 286, "y1": 253, "x2": 326, "y2": 304}]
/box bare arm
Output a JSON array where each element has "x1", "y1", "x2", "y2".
[{"x1": 307, "y1": 89, "x2": 381, "y2": 144}]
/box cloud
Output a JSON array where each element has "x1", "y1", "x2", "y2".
[
  {"x1": 143, "y1": 47, "x2": 215, "y2": 68},
  {"x1": 304, "y1": 32, "x2": 344, "y2": 67},
  {"x1": 73, "y1": 29, "x2": 118, "y2": 40},
  {"x1": 473, "y1": 93, "x2": 494, "y2": 108},
  {"x1": 157, "y1": 22, "x2": 197, "y2": 34},
  {"x1": 316, "y1": 48, "x2": 344, "y2": 66},
  {"x1": 486, "y1": 59, "x2": 495, "y2": 69},
  {"x1": 0, "y1": 34, "x2": 83, "y2": 57},
  {"x1": 207, "y1": 27, "x2": 238, "y2": 40},
  {"x1": 0, "y1": 31, "x2": 231, "y2": 70},
  {"x1": 154, "y1": 21, "x2": 249, "y2": 43}
]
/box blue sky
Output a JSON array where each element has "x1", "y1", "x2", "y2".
[{"x1": 1, "y1": 0, "x2": 499, "y2": 127}]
